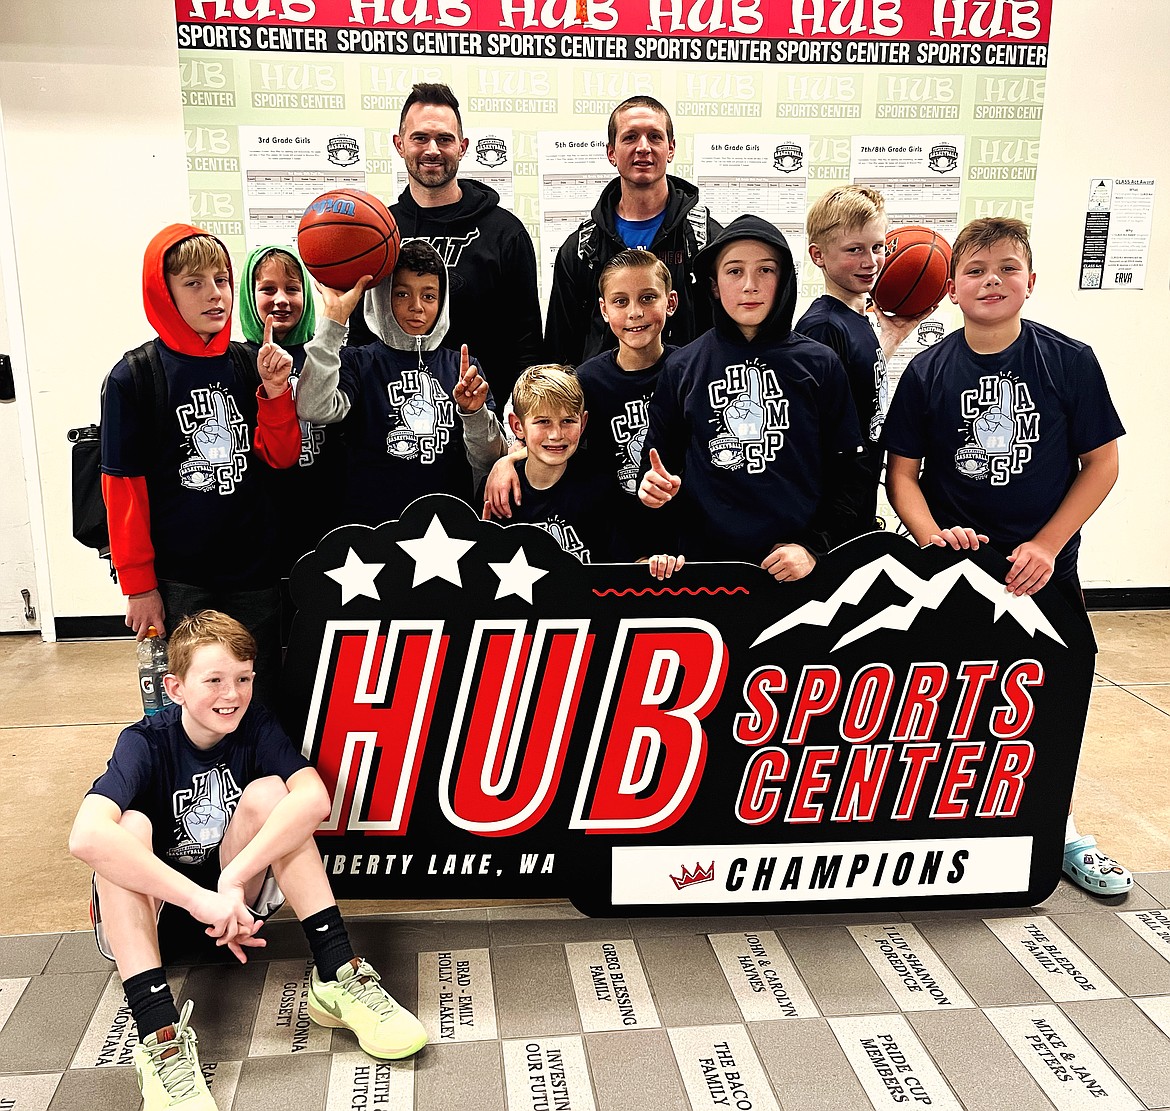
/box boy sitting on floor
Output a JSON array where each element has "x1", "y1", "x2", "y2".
[{"x1": 69, "y1": 610, "x2": 426, "y2": 1109}]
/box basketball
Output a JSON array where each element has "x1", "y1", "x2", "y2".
[
  {"x1": 296, "y1": 189, "x2": 400, "y2": 291},
  {"x1": 872, "y1": 225, "x2": 952, "y2": 318}
]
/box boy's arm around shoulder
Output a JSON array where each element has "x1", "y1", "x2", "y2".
[{"x1": 296, "y1": 317, "x2": 354, "y2": 424}]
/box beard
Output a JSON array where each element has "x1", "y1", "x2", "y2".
[{"x1": 405, "y1": 154, "x2": 459, "y2": 191}]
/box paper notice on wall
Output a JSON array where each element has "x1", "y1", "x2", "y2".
[
  {"x1": 851, "y1": 136, "x2": 964, "y2": 241},
  {"x1": 1079, "y1": 178, "x2": 1155, "y2": 290},
  {"x1": 239, "y1": 125, "x2": 365, "y2": 250},
  {"x1": 537, "y1": 132, "x2": 614, "y2": 287},
  {"x1": 694, "y1": 134, "x2": 809, "y2": 277}
]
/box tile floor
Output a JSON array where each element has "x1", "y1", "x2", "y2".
[{"x1": 0, "y1": 613, "x2": 1168, "y2": 1109}]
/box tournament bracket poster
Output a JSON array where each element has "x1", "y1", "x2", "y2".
[{"x1": 281, "y1": 495, "x2": 1093, "y2": 916}]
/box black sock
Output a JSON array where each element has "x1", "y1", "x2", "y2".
[
  {"x1": 302, "y1": 905, "x2": 356, "y2": 980},
  {"x1": 124, "y1": 967, "x2": 179, "y2": 1042}
]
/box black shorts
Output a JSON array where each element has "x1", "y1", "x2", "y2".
[{"x1": 89, "y1": 868, "x2": 285, "y2": 963}]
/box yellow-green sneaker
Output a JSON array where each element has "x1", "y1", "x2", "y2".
[
  {"x1": 307, "y1": 957, "x2": 428, "y2": 1059},
  {"x1": 131, "y1": 1000, "x2": 217, "y2": 1109}
]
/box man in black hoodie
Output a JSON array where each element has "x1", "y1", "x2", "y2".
[
  {"x1": 348, "y1": 84, "x2": 542, "y2": 411},
  {"x1": 637, "y1": 214, "x2": 868, "y2": 579},
  {"x1": 545, "y1": 96, "x2": 721, "y2": 367}
]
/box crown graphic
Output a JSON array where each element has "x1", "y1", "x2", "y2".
[
  {"x1": 775, "y1": 142, "x2": 802, "y2": 160},
  {"x1": 328, "y1": 136, "x2": 359, "y2": 153},
  {"x1": 670, "y1": 861, "x2": 715, "y2": 890}
]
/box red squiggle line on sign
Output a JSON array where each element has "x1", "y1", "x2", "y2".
[{"x1": 591, "y1": 586, "x2": 750, "y2": 598}]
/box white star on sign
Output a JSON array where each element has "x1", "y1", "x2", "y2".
[
  {"x1": 397, "y1": 515, "x2": 475, "y2": 587},
  {"x1": 325, "y1": 548, "x2": 385, "y2": 604},
  {"x1": 489, "y1": 547, "x2": 548, "y2": 604}
]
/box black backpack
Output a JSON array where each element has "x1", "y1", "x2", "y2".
[{"x1": 67, "y1": 340, "x2": 258, "y2": 581}]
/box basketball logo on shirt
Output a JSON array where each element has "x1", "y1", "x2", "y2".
[
  {"x1": 955, "y1": 374, "x2": 1039, "y2": 485},
  {"x1": 385, "y1": 369, "x2": 454, "y2": 463},
  {"x1": 176, "y1": 386, "x2": 250, "y2": 494},
  {"x1": 167, "y1": 766, "x2": 243, "y2": 866},
  {"x1": 707, "y1": 362, "x2": 789, "y2": 473}
]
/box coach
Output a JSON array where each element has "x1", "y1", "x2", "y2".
[{"x1": 545, "y1": 96, "x2": 721, "y2": 366}]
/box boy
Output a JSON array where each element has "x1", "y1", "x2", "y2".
[
  {"x1": 798, "y1": 186, "x2": 931, "y2": 531},
  {"x1": 295, "y1": 239, "x2": 505, "y2": 525},
  {"x1": 486, "y1": 364, "x2": 683, "y2": 577},
  {"x1": 484, "y1": 249, "x2": 676, "y2": 560},
  {"x1": 487, "y1": 365, "x2": 611, "y2": 563},
  {"x1": 638, "y1": 214, "x2": 867, "y2": 581},
  {"x1": 101, "y1": 224, "x2": 300, "y2": 706},
  {"x1": 69, "y1": 611, "x2": 426, "y2": 1109},
  {"x1": 881, "y1": 216, "x2": 1128, "y2": 895},
  {"x1": 239, "y1": 244, "x2": 340, "y2": 573}
]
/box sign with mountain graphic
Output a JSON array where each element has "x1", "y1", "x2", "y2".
[{"x1": 281, "y1": 494, "x2": 1092, "y2": 914}]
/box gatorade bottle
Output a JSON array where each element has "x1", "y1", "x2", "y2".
[{"x1": 137, "y1": 625, "x2": 173, "y2": 716}]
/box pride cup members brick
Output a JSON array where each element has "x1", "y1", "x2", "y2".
[{"x1": 638, "y1": 214, "x2": 867, "y2": 581}]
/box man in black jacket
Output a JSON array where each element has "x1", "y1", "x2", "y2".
[
  {"x1": 348, "y1": 84, "x2": 543, "y2": 412},
  {"x1": 545, "y1": 96, "x2": 720, "y2": 367}
]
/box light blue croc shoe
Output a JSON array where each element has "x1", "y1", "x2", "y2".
[{"x1": 1062, "y1": 835, "x2": 1133, "y2": 895}]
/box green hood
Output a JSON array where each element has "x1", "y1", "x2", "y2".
[{"x1": 238, "y1": 244, "x2": 317, "y2": 347}]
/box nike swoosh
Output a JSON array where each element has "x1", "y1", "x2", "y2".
[
  {"x1": 320, "y1": 995, "x2": 344, "y2": 1019},
  {"x1": 315, "y1": 925, "x2": 330, "y2": 932},
  {"x1": 149, "y1": 984, "x2": 167, "y2": 993}
]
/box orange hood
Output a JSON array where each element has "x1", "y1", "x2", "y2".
[{"x1": 142, "y1": 223, "x2": 233, "y2": 357}]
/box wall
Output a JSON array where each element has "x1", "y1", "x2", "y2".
[{"x1": 1, "y1": 0, "x2": 1166, "y2": 632}]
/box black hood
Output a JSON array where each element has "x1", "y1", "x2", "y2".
[
  {"x1": 393, "y1": 177, "x2": 500, "y2": 233},
  {"x1": 692, "y1": 214, "x2": 797, "y2": 347},
  {"x1": 591, "y1": 173, "x2": 700, "y2": 239}
]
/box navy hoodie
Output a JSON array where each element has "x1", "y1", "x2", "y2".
[{"x1": 640, "y1": 215, "x2": 866, "y2": 563}]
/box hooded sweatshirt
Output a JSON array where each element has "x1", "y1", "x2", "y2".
[
  {"x1": 239, "y1": 245, "x2": 341, "y2": 572},
  {"x1": 238, "y1": 244, "x2": 317, "y2": 351},
  {"x1": 297, "y1": 239, "x2": 507, "y2": 526},
  {"x1": 639, "y1": 214, "x2": 865, "y2": 564},
  {"x1": 100, "y1": 224, "x2": 300, "y2": 594},
  {"x1": 545, "y1": 174, "x2": 721, "y2": 366},
  {"x1": 346, "y1": 179, "x2": 542, "y2": 411}
]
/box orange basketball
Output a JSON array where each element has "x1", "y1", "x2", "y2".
[
  {"x1": 872, "y1": 225, "x2": 951, "y2": 318},
  {"x1": 296, "y1": 189, "x2": 400, "y2": 291}
]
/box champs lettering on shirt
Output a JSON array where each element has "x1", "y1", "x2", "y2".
[
  {"x1": 175, "y1": 383, "x2": 251, "y2": 494},
  {"x1": 953, "y1": 374, "x2": 1040, "y2": 486},
  {"x1": 705, "y1": 361, "x2": 790, "y2": 474},
  {"x1": 384, "y1": 368, "x2": 455, "y2": 463}
]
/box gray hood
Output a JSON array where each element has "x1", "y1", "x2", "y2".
[{"x1": 364, "y1": 238, "x2": 450, "y2": 353}]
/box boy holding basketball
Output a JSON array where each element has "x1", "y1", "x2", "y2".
[
  {"x1": 70, "y1": 610, "x2": 426, "y2": 1109},
  {"x1": 798, "y1": 186, "x2": 933, "y2": 532},
  {"x1": 101, "y1": 224, "x2": 301, "y2": 706},
  {"x1": 295, "y1": 239, "x2": 506, "y2": 525},
  {"x1": 638, "y1": 214, "x2": 867, "y2": 580},
  {"x1": 881, "y1": 216, "x2": 1129, "y2": 896}
]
